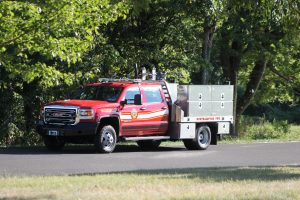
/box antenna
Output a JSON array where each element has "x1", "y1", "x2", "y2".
[
  {"x1": 134, "y1": 63, "x2": 139, "y2": 79},
  {"x1": 152, "y1": 67, "x2": 157, "y2": 80},
  {"x1": 142, "y1": 67, "x2": 147, "y2": 80}
]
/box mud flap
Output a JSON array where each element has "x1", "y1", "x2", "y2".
[{"x1": 211, "y1": 132, "x2": 217, "y2": 145}]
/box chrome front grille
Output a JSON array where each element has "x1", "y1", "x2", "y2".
[{"x1": 44, "y1": 106, "x2": 79, "y2": 125}]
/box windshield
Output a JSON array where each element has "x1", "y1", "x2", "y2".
[{"x1": 71, "y1": 86, "x2": 123, "y2": 102}]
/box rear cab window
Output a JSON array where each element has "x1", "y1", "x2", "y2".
[{"x1": 143, "y1": 86, "x2": 163, "y2": 104}]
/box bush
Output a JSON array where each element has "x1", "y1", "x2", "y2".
[
  {"x1": 239, "y1": 116, "x2": 291, "y2": 140},
  {"x1": 0, "y1": 123, "x2": 24, "y2": 146}
]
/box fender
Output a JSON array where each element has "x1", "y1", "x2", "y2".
[{"x1": 97, "y1": 115, "x2": 121, "y2": 137}]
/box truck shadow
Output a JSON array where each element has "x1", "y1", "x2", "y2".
[
  {"x1": 0, "y1": 144, "x2": 185, "y2": 155},
  {"x1": 107, "y1": 166, "x2": 300, "y2": 182}
]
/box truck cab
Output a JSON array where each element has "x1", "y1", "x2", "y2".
[{"x1": 37, "y1": 80, "x2": 170, "y2": 153}]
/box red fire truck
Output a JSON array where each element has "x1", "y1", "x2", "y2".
[{"x1": 37, "y1": 71, "x2": 234, "y2": 153}]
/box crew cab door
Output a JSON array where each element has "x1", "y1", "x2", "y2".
[
  {"x1": 119, "y1": 86, "x2": 145, "y2": 136},
  {"x1": 140, "y1": 86, "x2": 169, "y2": 135}
]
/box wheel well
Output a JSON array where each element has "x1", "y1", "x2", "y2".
[
  {"x1": 98, "y1": 117, "x2": 120, "y2": 137},
  {"x1": 197, "y1": 123, "x2": 218, "y2": 145}
]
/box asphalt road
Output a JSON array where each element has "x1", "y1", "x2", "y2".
[{"x1": 0, "y1": 142, "x2": 299, "y2": 176}]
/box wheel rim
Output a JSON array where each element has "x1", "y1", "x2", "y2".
[
  {"x1": 198, "y1": 128, "x2": 209, "y2": 146},
  {"x1": 101, "y1": 131, "x2": 115, "y2": 150}
]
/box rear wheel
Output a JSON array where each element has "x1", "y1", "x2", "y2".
[
  {"x1": 183, "y1": 139, "x2": 197, "y2": 150},
  {"x1": 183, "y1": 125, "x2": 211, "y2": 150},
  {"x1": 137, "y1": 140, "x2": 161, "y2": 150},
  {"x1": 95, "y1": 125, "x2": 117, "y2": 153},
  {"x1": 195, "y1": 125, "x2": 211, "y2": 149},
  {"x1": 43, "y1": 136, "x2": 65, "y2": 151}
]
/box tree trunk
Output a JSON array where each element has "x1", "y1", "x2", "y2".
[
  {"x1": 236, "y1": 58, "x2": 267, "y2": 116},
  {"x1": 200, "y1": 25, "x2": 215, "y2": 84},
  {"x1": 220, "y1": 39, "x2": 267, "y2": 136},
  {"x1": 22, "y1": 81, "x2": 39, "y2": 135},
  {"x1": 228, "y1": 40, "x2": 242, "y2": 136}
]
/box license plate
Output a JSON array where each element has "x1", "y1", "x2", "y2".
[{"x1": 48, "y1": 130, "x2": 59, "y2": 136}]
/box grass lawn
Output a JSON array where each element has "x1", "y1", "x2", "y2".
[
  {"x1": 286, "y1": 125, "x2": 300, "y2": 140},
  {"x1": 0, "y1": 167, "x2": 299, "y2": 200},
  {"x1": 217, "y1": 125, "x2": 300, "y2": 144}
]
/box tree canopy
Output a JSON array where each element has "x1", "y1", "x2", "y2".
[{"x1": 0, "y1": 0, "x2": 299, "y2": 143}]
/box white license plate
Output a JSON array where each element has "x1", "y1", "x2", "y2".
[{"x1": 48, "y1": 130, "x2": 59, "y2": 136}]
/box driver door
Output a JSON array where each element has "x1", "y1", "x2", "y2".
[{"x1": 120, "y1": 87, "x2": 145, "y2": 136}]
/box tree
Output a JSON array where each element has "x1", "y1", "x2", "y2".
[
  {"x1": 87, "y1": 0, "x2": 228, "y2": 84},
  {"x1": 218, "y1": 0, "x2": 300, "y2": 135},
  {"x1": 0, "y1": 0, "x2": 129, "y2": 136}
]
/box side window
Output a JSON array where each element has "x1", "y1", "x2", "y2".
[
  {"x1": 124, "y1": 87, "x2": 141, "y2": 104},
  {"x1": 144, "y1": 87, "x2": 163, "y2": 103}
]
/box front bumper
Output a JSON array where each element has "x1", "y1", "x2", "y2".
[{"x1": 36, "y1": 120, "x2": 98, "y2": 137}]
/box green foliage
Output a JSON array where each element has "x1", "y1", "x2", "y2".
[
  {"x1": 165, "y1": 68, "x2": 191, "y2": 84},
  {"x1": 0, "y1": 0, "x2": 299, "y2": 144},
  {"x1": 0, "y1": 123, "x2": 24, "y2": 146},
  {"x1": 0, "y1": 0, "x2": 130, "y2": 145},
  {"x1": 239, "y1": 116, "x2": 291, "y2": 140},
  {"x1": 244, "y1": 103, "x2": 300, "y2": 124},
  {"x1": 0, "y1": 90, "x2": 24, "y2": 146},
  {"x1": 90, "y1": 0, "x2": 222, "y2": 82},
  {"x1": 253, "y1": 34, "x2": 300, "y2": 103},
  {"x1": 0, "y1": 0, "x2": 129, "y2": 86}
]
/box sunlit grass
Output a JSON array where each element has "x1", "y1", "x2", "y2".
[
  {"x1": 0, "y1": 167, "x2": 299, "y2": 200},
  {"x1": 218, "y1": 125, "x2": 300, "y2": 144}
]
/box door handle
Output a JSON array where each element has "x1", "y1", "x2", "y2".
[
  {"x1": 140, "y1": 107, "x2": 146, "y2": 110},
  {"x1": 161, "y1": 106, "x2": 167, "y2": 110}
]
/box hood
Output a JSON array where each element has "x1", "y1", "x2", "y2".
[{"x1": 47, "y1": 99, "x2": 116, "y2": 108}]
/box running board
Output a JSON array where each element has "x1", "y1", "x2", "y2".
[{"x1": 124, "y1": 136, "x2": 170, "y2": 141}]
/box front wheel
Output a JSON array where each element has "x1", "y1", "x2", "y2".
[
  {"x1": 95, "y1": 125, "x2": 117, "y2": 153},
  {"x1": 183, "y1": 125, "x2": 211, "y2": 150}
]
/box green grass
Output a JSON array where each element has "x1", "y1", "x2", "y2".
[
  {"x1": 0, "y1": 167, "x2": 299, "y2": 200},
  {"x1": 218, "y1": 125, "x2": 300, "y2": 144},
  {"x1": 285, "y1": 125, "x2": 300, "y2": 140}
]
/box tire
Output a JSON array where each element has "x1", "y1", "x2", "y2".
[
  {"x1": 195, "y1": 125, "x2": 211, "y2": 150},
  {"x1": 136, "y1": 140, "x2": 161, "y2": 150},
  {"x1": 183, "y1": 125, "x2": 211, "y2": 150},
  {"x1": 183, "y1": 139, "x2": 197, "y2": 150},
  {"x1": 43, "y1": 136, "x2": 65, "y2": 151},
  {"x1": 95, "y1": 125, "x2": 117, "y2": 153}
]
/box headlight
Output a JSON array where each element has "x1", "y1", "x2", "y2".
[{"x1": 80, "y1": 108, "x2": 94, "y2": 119}]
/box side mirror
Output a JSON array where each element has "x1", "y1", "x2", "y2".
[
  {"x1": 134, "y1": 94, "x2": 142, "y2": 105},
  {"x1": 120, "y1": 99, "x2": 127, "y2": 106}
]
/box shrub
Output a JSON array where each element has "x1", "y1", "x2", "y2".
[
  {"x1": 0, "y1": 123, "x2": 24, "y2": 146},
  {"x1": 239, "y1": 116, "x2": 291, "y2": 140}
]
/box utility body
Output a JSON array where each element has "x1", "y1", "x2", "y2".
[{"x1": 37, "y1": 78, "x2": 234, "y2": 153}]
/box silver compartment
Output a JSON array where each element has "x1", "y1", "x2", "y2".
[
  {"x1": 188, "y1": 85, "x2": 211, "y2": 101},
  {"x1": 218, "y1": 122, "x2": 230, "y2": 134},
  {"x1": 179, "y1": 123, "x2": 196, "y2": 139},
  {"x1": 211, "y1": 101, "x2": 233, "y2": 116},
  {"x1": 176, "y1": 85, "x2": 233, "y2": 117},
  {"x1": 188, "y1": 101, "x2": 212, "y2": 117},
  {"x1": 211, "y1": 85, "x2": 233, "y2": 101},
  {"x1": 169, "y1": 122, "x2": 196, "y2": 139}
]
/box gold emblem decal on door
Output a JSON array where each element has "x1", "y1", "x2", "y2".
[{"x1": 131, "y1": 109, "x2": 138, "y2": 119}]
